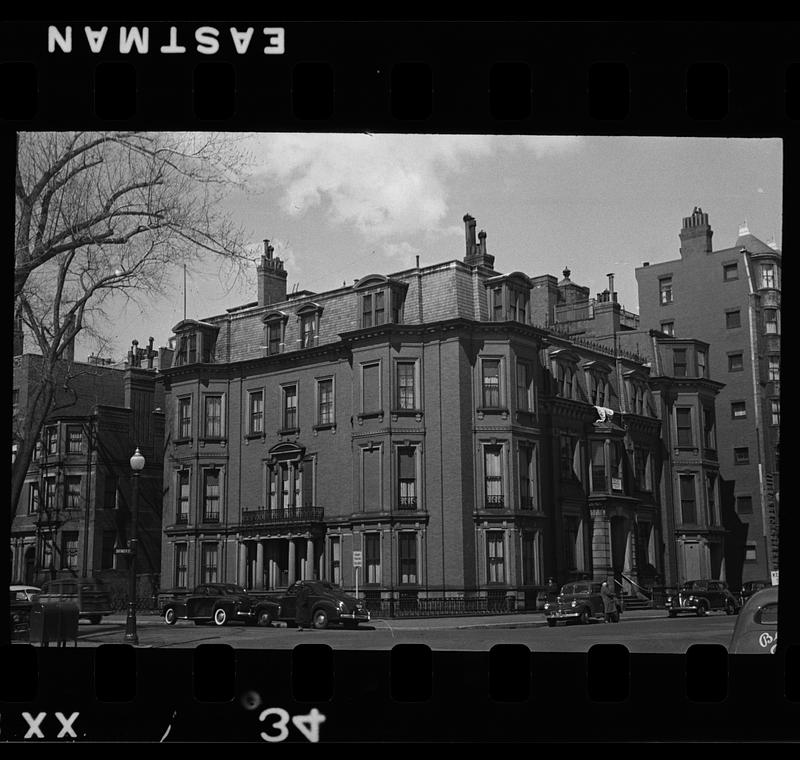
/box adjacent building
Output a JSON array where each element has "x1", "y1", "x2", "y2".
[
  {"x1": 635, "y1": 209, "x2": 780, "y2": 588},
  {"x1": 158, "y1": 215, "x2": 718, "y2": 609},
  {"x1": 11, "y1": 342, "x2": 166, "y2": 589}
]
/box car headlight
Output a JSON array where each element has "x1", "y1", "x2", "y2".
[
  {"x1": 337, "y1": 601, "x2": 346, "y2": 612},
  {"x1": 571, "y1": 600, "x2": 578, "y2": 608}
]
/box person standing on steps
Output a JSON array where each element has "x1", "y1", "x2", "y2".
[{"x1": 295, "y1": 582, "x2": 312, "y2": 631}]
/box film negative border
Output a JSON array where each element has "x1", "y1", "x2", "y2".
[{"x1": 2, "y1": 16, "x2": 798, "y2": 744}]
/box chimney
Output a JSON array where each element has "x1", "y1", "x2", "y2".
[
  {"x1": 257, "y1": 238, "x2": 288, "y2": 307},
  {"x1": 463, "y1": 214, "x2": 477, "y2": 258},
  {"x1": 463, "y1": 215, "x2": 495, "y2": 269},
  {"x1": 679, "y1": 207, "x2": 713, "y2": 256}
]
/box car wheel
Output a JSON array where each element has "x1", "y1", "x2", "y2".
[
  {"x1": 312, "y1": 609, "x2": 329, "y2": 629},
  {"x1": 578, "y1": 609, "x2": 590, "y2": 625},
  {"x1": 87, "y1": 615, "x2": 102, "y2": 625},
  {"x1": 213, "y1": 607, "x2": 228, "y2": 626},
  {"x1": 696, "y1": 603, "x2": 707, "y2": 617},
  {"x1": 257, "y1": 609, "x2": 273, "y2": 628},
  {"x1": 164, "y1": 608, "x2": 177, "y2": 625}
]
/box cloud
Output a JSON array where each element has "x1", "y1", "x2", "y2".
[{"x1": 246, "y1": 134, "x2": 582, "y2": 242}]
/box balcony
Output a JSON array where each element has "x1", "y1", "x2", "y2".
[
  {"x1": 398, "y1": 496, "x2": 418, "y2": 510},
  {"x1": 241, "y1": 506, "x2": 324, "y2": 527}
]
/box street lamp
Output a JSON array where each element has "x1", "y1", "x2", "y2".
[{"x1": 124, "y1": 447, "x2": 145, "y2": 645}]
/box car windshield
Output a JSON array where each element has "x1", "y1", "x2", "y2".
[{"x1": 222, "y1": 585, "x2": 247, "y2": 595}]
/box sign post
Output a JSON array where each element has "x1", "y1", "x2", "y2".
[{"x1": 353, "y1": 550, "x2": 363, "y2": 599}]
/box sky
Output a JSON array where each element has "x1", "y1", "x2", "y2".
[{"x1": 76, "y1": 133, "x2": 783, "y2": 361}]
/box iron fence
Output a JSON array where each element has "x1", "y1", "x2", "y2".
[{"x1": 363, "y1": 594, "x2": 520, "y2": 618}]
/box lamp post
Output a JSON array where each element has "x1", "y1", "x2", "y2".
[{"x1": 124, "y1": 447, "x2": 145, "y2": 645}]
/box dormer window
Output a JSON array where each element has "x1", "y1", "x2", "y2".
[
  {"x1": 485, "y1": 272, "x2": 532, "y2": 325},
  {"x1": 172, "y1": 320, "x2": 220, "y2": 366},
  {"x1": 297, "y1": 302, "x2": 323, "y2": 349},
  {"x1": 623, "y1": 370, "x2": 654, "y2": 417},
  {"x1": 549, "y1": 348, "x2": 580, "y2": 401},
  {"x1": 583, "y1": 361, "x2": 612, "y2": 408},
  {"x1": 262, "y1": 311, "x2": 289, "y2": 356},
  {"x1": 353, "y1": 274, "x2": 407, "y2": 329}
]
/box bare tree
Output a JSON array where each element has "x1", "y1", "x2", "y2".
[{"x1": 12, "y1": 130, "x2": 251, "y2": 518}]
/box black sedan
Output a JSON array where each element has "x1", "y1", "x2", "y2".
[
  {"x1": 266, "y1": 580, "x2": 370, "y2": 629},
  {"x1": 162, "y1": 583, "x2": 280, "y2": 627}
]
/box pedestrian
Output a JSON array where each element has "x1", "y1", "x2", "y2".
[
  {"x1": 545, "y1": 576, "x2": 559, "y2": 602},
  {"x1": 601, "y1": 581, "x2": 616, "y2": 623},
  {"x1": 295, "y1": 582, "x2": 312, "y2": 631}
]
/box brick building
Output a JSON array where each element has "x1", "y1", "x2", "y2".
[
  {"x1": 11, "y1": 342, "x2": 165, "y2": 588},
  {"x1": 635, "y1": 209, "x2": 780, "y2": 589},
  {"x1": 158, "y1": 215, "x2": 713, "y2": 609}
]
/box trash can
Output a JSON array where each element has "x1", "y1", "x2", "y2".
[{"x1": 28, "y1": 602, "x2": 79, "y2": 647}]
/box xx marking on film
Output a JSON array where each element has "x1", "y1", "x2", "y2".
[{"x1": 22, "y1": 712, "x2": 80, "y2": 739}]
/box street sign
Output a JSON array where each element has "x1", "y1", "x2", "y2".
[
  {"x1": 352, "y1": 551, "x2": 363, "y2": 568},
  {"x1": 771, "y1": 570, "x2": 779, "y2": 586},
  {"x1": 115, "y1": 548, "x2": 133, "y2": 555}
]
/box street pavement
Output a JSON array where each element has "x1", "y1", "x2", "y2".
[{"x1": 92, "y1": 606, "x2": 668, "y2": 631}]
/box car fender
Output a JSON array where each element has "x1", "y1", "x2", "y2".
[
  {"x1": 314, "y1": 600, "x2": 339, "y2": 619},
  {"x1": 163, "y1": 601, "x2": 187, "y2": 617}
]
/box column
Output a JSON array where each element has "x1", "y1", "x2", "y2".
[
  {"x1": 238, "y1": 541, "x2": 247, "y2": 587},
  {"x1": 268, "y1": 541, "x2": 278, "y2": 590},
  {"x1": 306, "y1": 536, "x2": 314, "y2": 580},
  {"x1": 288, "y1": 538, "x2": 296, "y2": 585},
  {"x1": 255, "y1": 540, "x2": 264, "y2": 590},
  {"x1": 623, "y1": 524, "x2": 634, "y2": 593},
  {"x1": 590, "y1": 508, "x2": 612, "y2": 582}
]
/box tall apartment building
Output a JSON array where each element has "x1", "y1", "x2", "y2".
[
  {"x1": 157, "y1": 215, "x2": 717, "y2": 608},
  {"x1": 635, "y1": 208, "x2": 780, "y2": 589},
  {"x1": 11, "y1": 342, "x2": 166, "y2": 587}
]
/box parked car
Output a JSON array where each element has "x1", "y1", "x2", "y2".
[
  {"x1": 729, "y1": 585, "x2": 778, "y2": 654},
  {"x1": 266, "y1": 580, "x2": 370, "y2": 629},
  {"x1": 162, "y1": 583, "x2": 280, "y2": 627},
  {"x1": 665, "y1": 579, "x2": 739, "y2": 617},
  {"x1": 738, "y1": 579, "x2": 771, "y2": 609},
  {"x1": 33, "y1": 577, "x2": 112, "y2": 624},
  {"x1": 544, "y1": 581, "x2": 619, "y2": 626},
  {"x1": 10, "y1": 584, "x2": 41, "y2": 602},
  {"x1": 9, "y1": 587, "x2": 37, "y2": 639}
]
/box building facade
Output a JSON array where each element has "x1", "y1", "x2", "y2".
[
  {"x1": 159, "y1": 216, "x2": 707, "y2": 608},
  {"x1": 635, "y1": 209, "x2": 780, "y2": 588},
  {"x1": 11, "y1": 344, "x2": 165, "y2": 588}
]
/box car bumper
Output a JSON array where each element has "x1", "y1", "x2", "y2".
[
  {"x1": 339, "y1": 611, "x2": 370, "y2": 622},
  {"x1": 545, "y1": 611, "x2": 582, "y2": 621}
]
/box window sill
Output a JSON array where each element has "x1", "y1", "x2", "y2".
[
  {"x1": 391, "y1": 409, "x2": 423, "y2": 422},
  {"x1": 173, "y1": 437, "x2": 192, "y2": 446},
  {"x1": 313, "y1": 423, "x2": 336, "y2": 432},
  {"x1": 199, "y1": 437, "x2": 227, "y2": 446},
  {"x1": 278, "y1": 428, "x2": 300, "y2": 436},
  {"x1": 245, "y1": 433, "x2": 265, "y2": 441},
  {"x1": 357, "y1": 411, "x2": 384, "y2": 425},
  {"x1": 476, "y1": 407, "x2": 509, "y2": 420}
]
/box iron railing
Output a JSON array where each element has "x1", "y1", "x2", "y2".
[
  {"x1": 363, "y1": 593, "x2": 520, "y2": 618},
  {"x1": 241, "y1": 507, "x2": 324, "y2": 525}
]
